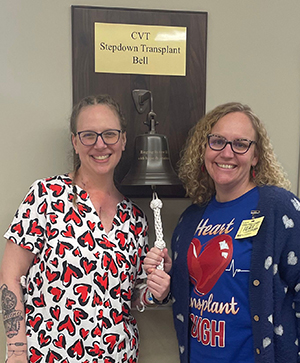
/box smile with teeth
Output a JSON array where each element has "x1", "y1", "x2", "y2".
[
  {"x1": 216, "y1": 163, "x2": 235, "y2": 169},
  {"x1": 93, "y1": 155, "x2": 110, "y2": 160}
]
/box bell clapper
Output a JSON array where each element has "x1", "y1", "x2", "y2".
[{"x1": 150, "y1": 189, "x2": 166, "y2": 271}]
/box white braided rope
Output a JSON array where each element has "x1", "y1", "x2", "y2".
[{"x1": 150, "y1": 192, "x2": 166, "y2": 270}]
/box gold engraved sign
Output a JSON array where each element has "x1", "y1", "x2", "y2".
[{"x1": 95, "y1": 22, "x2": 187, "y2": 76}]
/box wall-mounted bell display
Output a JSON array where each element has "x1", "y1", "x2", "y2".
[{"x1": 121, "y1": 89, "x2": 181, "y2": 187}]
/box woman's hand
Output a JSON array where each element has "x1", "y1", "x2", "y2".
[
  {"x1": 143, "y1": 247, "x2": 172, "y2": 274},
  {"x1": 143, "y1": 247, "x2": 172, "y2": 302},
  {"x1": 147, "y1": 268, "x2": 171, "y2": 302}
]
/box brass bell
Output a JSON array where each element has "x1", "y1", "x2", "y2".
[{"x1": 121, "y1": 90, "x2": 181, "y2": 187}]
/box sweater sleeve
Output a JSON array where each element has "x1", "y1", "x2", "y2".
[{"x1": 275, "y1": 191, "x2": 300, "y2": 361}]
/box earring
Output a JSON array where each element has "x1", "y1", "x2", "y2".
[
  {"x1": 201, "y1": 164, "x2": 206, "y2": 173},
  {"x1": 252, "y1": 167, "x2": 256, "y2": 179}
]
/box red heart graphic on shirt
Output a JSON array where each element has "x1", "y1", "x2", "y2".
[
  {"x1": 52, "y1": 200, "x2": 64, "y2": 213},
  {"x1": 22, "y1": 209, "x2": 31, "y2": 219},
  {"x1": 188, "y1": 235, "x2": 233, "y2": 296},
  {"x1": 61, "y1": 224, "x2": 75, "y2": 238},
  {"x1": 58, "y1": 315, "x2": 75, "y2": 335},
  {"x1": 61, "y1": 262, "x2": 83, "y2": 287},
  {"x1": 121, "y1": 289, "x2": 131, "y2": 301},
  {"x1": 79, "y1": 190, "x2": 88, "y2": 200},
  {"x1": 28, "y1": 314, "x2": 43, "y2": 332},
  {"x1": 92, "y1": 291, "x2": 102, "y2": 306},
  {"x1": 50, "y1": 306, "x2": 61, "y2": 321},
  {"x1": 46, "y1": 268, "x2": 60, "y2": 283},
  {"x1": 66, "y1": 298, "x2": 76, "y2": 309},
  {"x1": 73, "y1": 248, "x2": 82, "y2": 257},
  {"x1": 32, "y1": 293, "x2": 46, "y2": 308},
  {"x1": 99, "y1": 237, "x2": 116, "y2": 249},
  {"x1": 49, "y1": 213, "x2": 58, "y2": 224},
  {"x1": 45, "y1": 319, "x2": 54, "y2": 331},
  {"x1": 19, "y1": 240, "x2": 34, "y2": 251},
  {"x1": 120, "y1": 271, "x2": 127, "y2": 282},
  {"x1": 48, "y1": 184, "x2": 65, "y2": 197},
  {"x1": 111, "y1": 309, "x2": 123, "y2": 324},
  {"x1": 116, "y1": 232, "x2": 126, "y2": 250},
  {"x1": 48, "y1": 286, "x2": 65, "y2": 303},
  {"x1": 29, "y1": 347, "x2": 43, "y2": 362},
  {"x1": 73, "y1": 308, "x2": 88, "y2": 324},
  {"x1": 38, "y1": 182, "x2": 47, "y2": 196},
  {"x1": 64, "y1": 208, "x2": 82, "y2": 226},
  {"x1": 118, "y1": 340, "x2": 125, "y2": 352},
  {"x1": 46, "y1": 224, "x2": 58, "y2": 240},
  {"x1": 103, "y1": 333, "x2": 119, "y2": 354},
  {"x1": 45, "y1": 350, "x2": 62, "y2": 363},
  {"x1": 87, "y1": 220, "x2": 96, "y2": 231},
  {"x1": 38, "y1": 200, "x2": 48, "y2": 215},
  {"x1": 80, "y1": 328, "x2": 89, "y2": 340},
  {"x1": 91, "y1": 324, "x2": 102, "y2": 337},
  {"x1": 94, "y1": 272, "x2": 108, "y2": 293},
  {"x1": 118, "y1": 211, "x2": 129, "y2": 223},
  {"x1": 53, "y1": 333, "x2": 66, "y2": 348},
  {"x1": 74, "y1": 284, "x2": 91, "y2": 306},
  {"x1": 28, "y1": 220, "x2": 43, "y2": 236},
  {"x1": 78, "y1": 231, "x2": 95, "y2": 250},
  {"x1": 38, "y1": 330, "x2": 51, "y2": 347},
  {"x1": 24, "y1": 191, "x2": 35, "y2": 205},
  {"x1": 11, "y1": 222, "x2": 24, "y2": 236},
  {"x1": 50, "y1": 258, "x2": 58, "y2": 267},
  {"x1": 77, "y1": 203, "x2": 91, "y2": 217},
  {"x1": 132, "y1": 205, "x2": 143, "y2": 218},
  {"x1": 81, "y1": 257, "x2": 96, "y2": 275},
  {"x1": 57, "y1": 241, "x2": 73, "y2": 257},
  {"x1": 130, "y1": 224, "x2": 142, "y2": 236},
  {"x1": 86, "y1": 342, "x2": 105, "y2": 358}
]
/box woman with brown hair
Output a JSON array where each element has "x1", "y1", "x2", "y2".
[{"x1": 0, "y1": 94, "x2": 166, "y2": 362}]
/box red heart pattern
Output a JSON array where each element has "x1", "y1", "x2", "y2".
[{"x1": 5, "y1": 175, "x2": 148, "y2": 362}]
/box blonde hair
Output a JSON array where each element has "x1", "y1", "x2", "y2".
[{"x1": 178, "y1": 102, "x2": 291, "y2": 204}]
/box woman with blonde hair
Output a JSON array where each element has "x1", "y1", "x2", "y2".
[{"x1": 145, "y1": 102, "x2": 300, "y2": 363}]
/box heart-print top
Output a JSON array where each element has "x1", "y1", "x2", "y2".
[{"x1": 4, "y1": 174, "x2": 149, "y2": 362}]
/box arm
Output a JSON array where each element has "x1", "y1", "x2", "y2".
[
  {"x1": 0, "y1": 240, "x2": 35, "y2": 363},
  {"x1": 131, "y1": 277, "x2": 170, "y2": 311},
  {"x1": 143, "y1": 247, "x2": 172, "y2": 302},
  {"x1": 132, "y1": 248, "x2": 172, "y2": 309}
]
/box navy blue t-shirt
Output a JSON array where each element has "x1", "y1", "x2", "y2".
[{"x1": 188, "y1": 187, "x2": 259, "y2": 363}]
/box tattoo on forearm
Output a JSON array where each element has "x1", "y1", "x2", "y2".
[
  {"x1": 7, "y1": 349, "x2": 27, "y2": 361},
  {"x1": 1, "y1": 284, "x2": 24, "y2": 338},
  {"x1": 7, "y1": 342, "x2": 27, "y2": 347}
]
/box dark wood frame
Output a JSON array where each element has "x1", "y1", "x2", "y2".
[{"x1": 72, "y1": 6, "x2": 207, "y2": 198}]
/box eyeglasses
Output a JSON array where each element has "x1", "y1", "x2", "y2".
[
  {"x1": 207, "y1": 134, "x2": 256, "y2": 155},
  {"x1": 77, "y1": 129, "x2": 122, "y2": 146}
]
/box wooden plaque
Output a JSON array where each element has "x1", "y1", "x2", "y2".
[{"x1": 72, "y1": 6, "x2": 207, "y2": 198}]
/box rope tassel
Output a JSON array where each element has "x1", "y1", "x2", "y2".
[{"x1": 150, "y1": 191, "x2": 166, "y2": 270}]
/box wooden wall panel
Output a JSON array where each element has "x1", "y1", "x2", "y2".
[{"x1": 72, "y1": 6, "x2": 207, "y2": 197}]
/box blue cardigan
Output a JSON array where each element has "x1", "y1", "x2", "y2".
[{"x1": 171, "y1": 186, "x2": 300, "y2": 363}]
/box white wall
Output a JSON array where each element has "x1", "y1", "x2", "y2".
[{"x1": 1, "y1": 0, "x2": 300, "y2": 361}]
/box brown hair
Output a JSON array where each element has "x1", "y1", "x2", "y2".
[
  {"x1": 70, "y1": 94, "x2": 126, "y2": 206},
  {"x1": 70, "y1": 94, "x2": 126, "y2": 174}
]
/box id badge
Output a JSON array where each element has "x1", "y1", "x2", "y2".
[{"x1": 235, "y1": 216, "x2": 264, "y2": 239}]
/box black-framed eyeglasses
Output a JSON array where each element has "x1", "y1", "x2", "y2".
[
  {"x1": 77, "y1": 129, "x2": 122, "y2": 146},
  {"x1": 207, "y1": 134, "x2": 257, "y2": 155}
]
